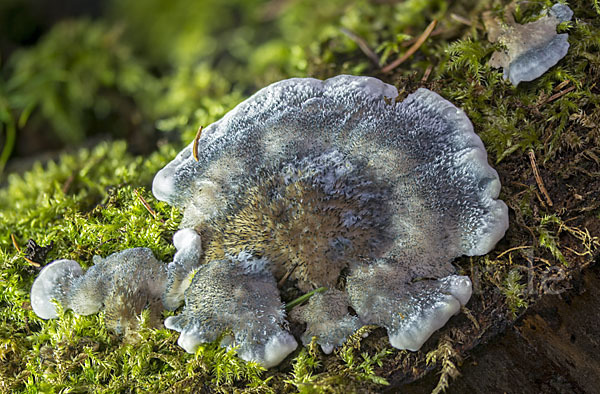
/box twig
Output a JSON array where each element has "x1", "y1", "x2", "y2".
[
  {"x1": 10, "y1": 234, "x2": 20, "y2": 252},
  {"x1": 546, "y1": 85, "x2": 576, "y2": 103},
  {"x1": 460, "y1": 306, "x2": 480, "y2": 330},
  {"x1": 450, "y1": 13, "x2": 483, "y2": 29},
  {"x1": 62, "y1": 174, "x2": 75, "y2": 194},
  {"x1": 563, "y1": 246, "x2": 590, "y2": 257},
  {"x1": 400, "y1": 25, "x2": 444, "y2": 47},
  {"x1": 496, "y1": 245, "x2": 533, "y2": 259},
  {"x1": 10, "y1": 234, "x2": 41, "y2": 267},
  {"x1": 528, "y1": 150, "x2": 553, "y2": 207},
  {"x1": 558, "y1": 222, "x2": 599, "y2": 251},
  {"x1": 450, "y1": 13, "x2": 472, "y2": 26},
  {"x1": 192, "y1": 125, "x2": 203, "y2": 162},
  {"x1": 421, "y1": 64, "x2": 433, "y2": 82},
  {"x1": 533, "y1": 256, "x2": 552, "y2": 266},
  {"x1": 277, "y1": 263, "x2": 297, "y2": 287},
  {"x1": 553, "y1": 80, "x2": 571, "y2": 92},
  {"x1": 134, "y1": 189, "x2": 164, "y2": 223},
  {"x1": 382, "y1": 20, "x2": 438, "y2": 73},
  {"x1": 340, "y1": 27, "x2": 380, "y2": 65}
]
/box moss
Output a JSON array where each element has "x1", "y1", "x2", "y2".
[
  {"x1": 502, "y1": 269, "x2": 529, "y2": 317},
  {"x1": 283, "y1": 326, "x2": 393, "y2": 393},
  {"x1": 425, "y1": 335, "x2": 462, "y2": 394},
  {"x1": 3, "y1": 20, "x2": 160, "y2": 145},
  {"x1": 1, "y1": 0, "x2": 599, "y2": 392},
  {"x1": 538, "y1": 215, "x2": 568, "y2": 265}
]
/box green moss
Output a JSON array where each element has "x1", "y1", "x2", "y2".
[
  {"x1": 285, "y1": 339, "x2": 323, "y2": 391},
  {"x1": 0, "y1": 78, "x2": 15, "y2": 173},
  {"x1": 538, "y1": 215, "x2": 568, "y2": 266},
  {"x1": 425, "y1": 336, "x2": 462, "y2": 394},
  {"x1": 502, "y1": 269, "x2": 529, "y2": 317},
  {"x1": 283, "y1": 326, "x2": 393, "y2": 393}
]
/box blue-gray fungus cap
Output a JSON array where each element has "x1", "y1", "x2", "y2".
[{"x1": 152, "y1": 75, "x2": 508, "y2": 367}]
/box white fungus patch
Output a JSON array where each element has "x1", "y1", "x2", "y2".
[
  {"x1": 30, "y1": 248, "x2": 167, "y2": 335},
  {"x1": 485, "y1": 3, "x2": 573, "y2": 86},
  {"x1": 31, "y1": 259, "x2": 84, "y2": 319},
  {"x1": 163, "y1": 256, "x2": 297, "y2": 367},
  {"x1": 290, "y1": 289, "x2": 363, "y2": 354},
  {"x1": 163, "y1": 228, "x2": 203, "y2": 310},
  {"x1": 347, "y1": 261, "x2": 473, "y2": 351}
]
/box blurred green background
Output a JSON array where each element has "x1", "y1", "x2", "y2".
[{"x1": 0, "y1": 0, "x2": 456, "y2": 176}]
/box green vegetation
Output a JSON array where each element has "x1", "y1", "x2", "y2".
[
  {"x1": 502, "y1": 269, "x2": 529, "y2": 317},
  {"x1": 1, "y1": 0, "x2": 599, "y2": 392},
  {"x1": 4, "y1": 21, "x2": 159, "y2": 144},
  {"x1": 425, "y1": 336, "x2": 462, "y2": 394}
]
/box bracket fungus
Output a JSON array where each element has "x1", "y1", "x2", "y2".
[
  {"x1": 31, "y1": 248, "x2": 167, "y2": 336},
  {"x1": 151, "y1": 75, "x2": 509, "y2": 366},
  {"x1": 484, "y1": 3, "x2": 573, "y2": 86}
]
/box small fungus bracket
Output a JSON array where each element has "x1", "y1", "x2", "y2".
[{"x1": 484, "y1": 3, "x2": 573, "y2": 86}]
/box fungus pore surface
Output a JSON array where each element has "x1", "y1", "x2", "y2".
[{"x1": 152, "y1": 75, "x2": 509, "y2": 366}]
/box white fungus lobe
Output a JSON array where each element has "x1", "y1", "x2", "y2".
[
  {"x1": 164, "y1": 255, "x2": 297, "y2": 367},
  {"x1": 485, "y1": 3, "x2": 573, "y2": 86},
  {"x1": 30, "y1": 248, "x2": 168, "y2": 335},
  {"x1": 31, "y1": 259, "x2": 84, "y2": 319},
  {"x1": 163, "y1": 228, "x2": 203, "y2": 310},
  {"x1": 347, "y1": 262, "x2": 473, "y2": 351},
  {"x1": 290, "y1": 289, "x2": 363, "y2": 354}
]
